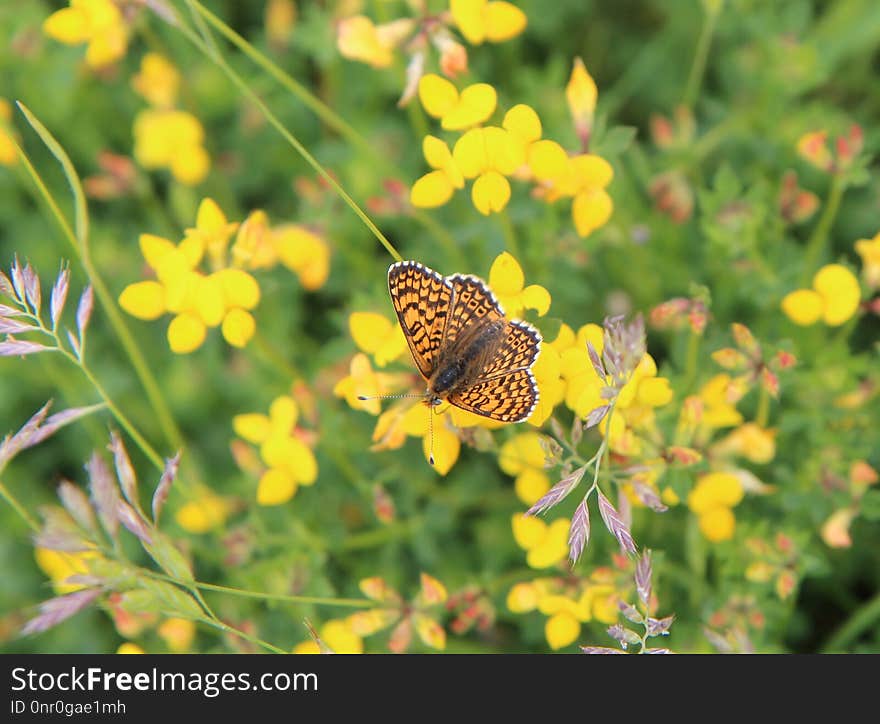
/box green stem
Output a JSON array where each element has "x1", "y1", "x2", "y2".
[
  {"x1": 179, "y1": 1, "x2": 402, "y2": 263},
  {"x1": 821, "y1": 590, "x2": 880, "y2": 652},
  {"x1": 682, "y1": 2, "x2": 720, "y2": 109},
  {"x1": 13, "y1": 141, "x2": 188, "y2": 459},
  {"x1": 186, "y1": 0, "x2": 377, "y2": 162},
  {"x1": 177, "y1": 0, "x2": 457, "y2": 260},
  {"x1": 197, "y1": 616, "x2": 288, "y2": 654},
  {"x1": 755, "y1": 384, "x2": 770, "y2": 428},
  {"x1": 74, "y1": 356, "x2": 168, "y2": 473},
  {"x1": 683, "y1": 329, "x2": 700, "y2": 391},
  {"x1": 801, "y1": 175, "x2": 845, "y2": 285},
  {"x1": 195, "y1": 580, "x2": 372, "y2": 608},
  {"x1": 498, "y1": 210, "x2": 522, "y2": 259},
  {"x1": 0, "y1": 478, "x2": 40, "y2": 531}
]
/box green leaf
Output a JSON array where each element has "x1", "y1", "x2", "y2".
[
  {"x1": 145, "y1": 533, "x2": 195, "y2": 584},
  {"x1": 16, "y1": 102, "x2": 89, "y2": 248},
  {"x1": 137, "y1": 578, "x2": 204, "y2": 620},
  {"x1": 594, "y1": 126, "x2": 637, "y2": 158}
]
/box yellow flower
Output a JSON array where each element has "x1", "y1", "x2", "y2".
[
  {"x1": 294, "y1": 618, "x2": 364, "y2": 654},
  {"x1": 821, "y1": 508, "x2": 856, "y2": 549},
  {"x1": 528, "y1": 344, "x2": 564, "y2": 428},
  {"x1": 488, "y1": 252, "x2": 551, "y2": 319},
  {"x1": 781, "y1": 264, "x2": 861, "y2": 326},
  {"x1": 450, "y1": 0, "x2": 527, "y2": 45},
  {"x1": 453, "y1": 126, "x2": 521, "y2": 214},
  {"x1": 712, "y1": 423, "x2": 776, "y2": 464},
  {"x1": 175, "y1": 494, "x2": 230, "y2": 534},
  {"x1": 349, "y1": 311, "x2": 408, "y2": 367},
  {"x1": 545, "y1": 154, "x2": 614, "y2": 237},
  {"x1": 695, "y1": 374, "x2": 745, "y2": 432},
  {"x1": 184, "y1": 198, "x2": 240, "y2": 269},
  {"x1": 0, "y1": 99, "x2": 18, "y2": 166},
  {"x1": 334, "y1": 353, "x2": 410, "y2": 415},
  {"x1": 501, "y1": 104, "x2": 568, "y2": 182},
  {"x1": 405, "y1": 406, "x2": 461, "y2": 475},
  {"x1": 499, "y1": 432, "x2": 550, "y2": 505},
  {"x1": 132, "y1": 53, "x2": 180, "y2": 108},
  {"x1": 157, "y1": 618, "x2": 196, "y2": 653},
  {"x1": 511, "y1": 515, "x2": 569, "y2": 569},
  {"x1": 855, "y1": 232, "x2": 880, "y2": 289},
  {"x1": 506, "y1": 581, "x2": 539, "y2": 613},
  {"x1": 232, "y1": 210, "x2": 275, "y2": 269},
  {"x1": 688, "y1": 472, "x2": 744, "y2": 542},
  {"x1": 337, "y1": 15, "x2": 413, "y2": 69},
  {"x1": 557, "y1": 323, "x2": 604, "y2": 412},
  {"x1": 265, "y1": 0, "x2": 297, "y2": 47},
  {"x1": 796, "y1": 130, "x2": 833, "y2": 172},
  {"x1": 34, "y1": 548, "x2": 98, "y2": 594},
  {"x1": 234, "y1": 395, "x2": 319, "y2": 506},
  {"x1": 410, "y1": 136, "x2": 465, "y2": 208},
  {"x1": 116, "y1": 643, "x2": 145, "y2": 654},
  {"x1": 43, "y1": 0, "x2": 128, "y2": 68},
  {"x1": 566, "y1": 57, "x2": 597, "y2": 138},
  {"x1": 274, "y1": 225, "x2": 331, "y2": 290},
  {"x1": 119, "y1": 232, "x2": 259, "y2": 353},
  {"x1": 545, "y1": 611, "x2": 580, "y2": 650},
  {"x1": 133, "y1": 109, "x2": 210, "y2": 185},
  {"x1": 418, "y1": 74, "x2": 497, "y2": 131}
]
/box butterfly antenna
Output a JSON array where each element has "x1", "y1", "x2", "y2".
[
  {"x1": 428, "y1": 406, "x2": 435, "y2": 466},
  {"x1": 357, "y1": 393, "x2": 421, "y2": 401}
]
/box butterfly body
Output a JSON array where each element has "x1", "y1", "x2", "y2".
[
  {"x1": 428, "y1": 316, "x2": 506, "y2": 398},
  {"x1": 388, "y1": 261, "x2": 542, "y2": 423}
]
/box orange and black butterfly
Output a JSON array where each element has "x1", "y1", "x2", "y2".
[{"x1": 387, "y1": 260, "x2": 541, "y2": 423}]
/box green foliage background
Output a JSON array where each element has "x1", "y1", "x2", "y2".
[{"x1": 1, "y1": 0, "x2": 878, "y2": 653}]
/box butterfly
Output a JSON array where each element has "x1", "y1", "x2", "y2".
[{"x1": 387, "y1": 260, "x2": 541, "y2": 423}]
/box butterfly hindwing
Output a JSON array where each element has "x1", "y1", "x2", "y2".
[
  {"x1": 448, "y1": 368, "x2": 539, "y2": 423},
  {"x1": 388, "y1": 261, "x2": 454, "y2": 380},
  {"x1": 477, "y1": 320, "x2": 542, "y2": 380}
]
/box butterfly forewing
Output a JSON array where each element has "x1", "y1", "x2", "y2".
[
  {"x1": 448, "y1": 368, "x2": 539, "y2": 423},
  {"x1": 388, "y1": 261, "x2": 454, "y2": 380},
  {"x1": 443, "y1": 274, "x2": 506, "y2": 350}
]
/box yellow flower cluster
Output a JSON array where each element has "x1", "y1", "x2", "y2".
[
  {"x1": 687, "y1": 472, "x2": 745, "y2": 542},
  {"x1": 507, "y1": 569, "x2": 620, "y2": 650},
  {"x1": 511, "y1": 513, "x2": 569, "y2": 569},
  {"x1": 336, "y1": 0, "x2": 526, "y2": 74},
  {"x1": 43, "y1": 0, "x2": 128, "y2": 69},
  {"x1": 781, "y1": 264, "x2": 861, "y2": 327},
  {"x1": 120, "y1": 198, "x2": 330, "y2": 353},
  {"x1": 336, "y1": 253, "x2": 551, "y2": 474},
  {"x1": 550, "y1": 322, "x2": 673, "y2": 454},
  {"x1": 131, "y1": 53, "x2": 210, "y2": 186},
  {"x1": 411, "y1": 65, "x2": 613, "y2": 237},
  {"x1": 298, "y1": 574, "x2": 447, "y2": 653},
  {"x1": 233, "y1": 395, "x2": 319, "y2": 506}
]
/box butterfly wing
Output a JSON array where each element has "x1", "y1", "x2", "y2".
[
  {"x1": 477, "y1": 320, "x2": 542, "y2": 380},
  {"x1": 448, "y1": 368, "x2": 539, "y2": 423},
  {"x1": 388, "y1": 261, "x2": 454, "y2": 380},
  {"x1": 443, "y1": 274, "x2": 506, "y2": 352}
]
